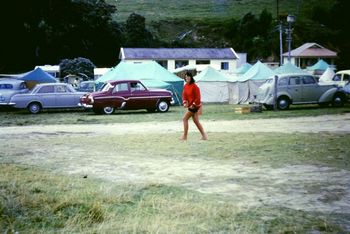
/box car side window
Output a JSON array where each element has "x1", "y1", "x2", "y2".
[
  {"x1": 289, "y1": 77, "x2": 301, "y2": 85},
  {"x1": 130, "y1": 82, "x2": 145, "y2": 92},
  {"x1": 113, "y1": 83, "x2": 129, "y2": 93},
  {"x1": 0, "y1": 84, "x2": 13, "y2": 89},
  {"x1": 302, "y1": 76, "x2": 316, "y2": 84},
  {"x1": 56, "y1": 85, "x2": 67, "y2": 93},
  {"x1": 278, "y1": 77, "x2": 288, "y2": 86},
  {"x1": 38, "y1": 86, "x2": 54, "y2": 93},
  {"x1": 343, "y1": 74, "x2": 350, "y2": 82}
]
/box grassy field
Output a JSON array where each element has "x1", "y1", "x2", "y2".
[
  {"x1": 1, "y1": 104, "x2": 350, "y2": 233},
  {"x1": 0, "y1": 103, "x2": 349, "y2": 126},
  {"x1": 1, "y1": 131, "x2": 349, "y2": 233}
]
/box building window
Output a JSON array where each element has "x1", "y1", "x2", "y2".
[
  {"x1": 175, "y1": 60, "x2": 189, "y2": 68},
  {"x1": 156, "y1": 60, "x2": 168, "y2": 69},
  {"x1": 221, "y1": 62, "x2": 229, "y2": 70},
  {"x1": 196, "y1": 60, "x2": 210, "y2": 65}
]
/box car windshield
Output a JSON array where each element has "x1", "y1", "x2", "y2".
[
  {"x1": 0, "y1": 84, "x2": 13, "y2": 89},
  {"x1": 80, "y1": 82, "x2": 91, "y2": 89},
  {"x1": 101, "y1": 83, "x2": 113, "y2": 92},
  {"x1": 333, "y1": 74, "x2": 341, "y2": 81}
]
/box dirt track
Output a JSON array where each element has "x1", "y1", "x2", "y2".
[
  {"x1": 1, "y1": 114, "x2": 350, "y2": 230},
  {"x1": 2, "y1": 113, "x2": 350, "y2": 135}
]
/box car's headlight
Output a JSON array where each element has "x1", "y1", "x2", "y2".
[{"x1": 89, "y1": 95, "x2": 94, "y2": 104}]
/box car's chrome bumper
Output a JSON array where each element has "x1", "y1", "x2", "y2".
[
  {"x1": 0, "y1": 102, "x2": 15, "y2": 106},
  {"x1": 78, "y1": 103, "x2": 92, "y2": 108}
]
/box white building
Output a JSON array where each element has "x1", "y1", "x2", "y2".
[{"x1": 119, "y1": 48, "x2": 241, "y2": 72}]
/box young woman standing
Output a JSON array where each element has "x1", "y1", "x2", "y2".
[{"x1": 181, "y1": 72, "x2": 208, "y2": 140}]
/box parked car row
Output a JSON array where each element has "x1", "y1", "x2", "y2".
[
  {"x1": 1, "y1": 75, "x2": 347, "y2": 114},
  {"x1": 1, "y1": 79, "x2": 173, "y2": 114},
  {"x1": 254, "y1": 73, "x2": 347, "y2": 110}
]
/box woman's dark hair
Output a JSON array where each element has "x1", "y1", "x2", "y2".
[{"x1": 185, "y1": 71, "x2": 195, "y2": 84}]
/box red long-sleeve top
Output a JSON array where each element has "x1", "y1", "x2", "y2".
[{"x1": 182, "y1": 83, "x2": 201, "y2": 108}]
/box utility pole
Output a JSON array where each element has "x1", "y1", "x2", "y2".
[
  {"x1": 286, "y1": 15, "x2": 296, "y2": 62},
  {"x1": 279, "y1": 22, "x2": 283, "y2": 66}
]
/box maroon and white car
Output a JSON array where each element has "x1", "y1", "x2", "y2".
[{"x1": 80, "y1": 80, "x2": 173, "y2": 114}]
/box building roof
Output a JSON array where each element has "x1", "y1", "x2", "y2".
[
  {"x1": 282, "y1": 42, "x2": 337, "y2": 58},
  {"x1": 120, "y1": 48, "x2": 239, "y2": 60}
]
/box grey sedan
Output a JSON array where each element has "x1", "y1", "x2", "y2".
[
  {"x1": 0, "y1": 79, "x2": 29, "y2": 106},
  {"x1": 10, "y1": 83, "x2": 87, "y2": 113},
  {"x1": 255, "y1": 74, "x2": 346, "y2": 110}
]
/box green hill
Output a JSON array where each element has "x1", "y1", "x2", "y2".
[
  {"x1": 110, "y1": 0, "x2": 334, "y2": 22},
  {"x1": 109, "y1": 0, "x2": 335, "y2": 49}
]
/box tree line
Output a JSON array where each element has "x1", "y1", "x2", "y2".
[{"x1": 0, "y1": 0, "x2": 348, "y2": 74}]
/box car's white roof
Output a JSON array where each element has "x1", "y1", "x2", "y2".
[
  {"x1": 0, "y1": 78, "x2": 26, "y2": 84},
  {"x1": 335, "y1": 70, "x2": 350, "y2": 75}
]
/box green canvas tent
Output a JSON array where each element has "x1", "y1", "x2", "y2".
[
  {"x1": 306, "y1": 59, "x2": 330, "y2": 75},
  {"x1": 274, "y1": 62, "x2": 308, "y2": 74},
  {"x1": 233, "y1": 63, "x2": 252, "y2": 74},
  {"x1": 96, "y1": 61, "x2": 183, "y2": 105}
]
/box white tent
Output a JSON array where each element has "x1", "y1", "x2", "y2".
[
  {"x1": 229, "y1": 61, "x2": 275, "y2": 104},
  {"x1": 318, "y1": 67, "x2": 335, "y2": 84},
  {"x1": 195, "y1": 66, "x2": 234, "y2": 103}
]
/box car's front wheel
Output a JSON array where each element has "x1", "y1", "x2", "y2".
[
  {"x1": 277, "y1": 96, "x2": 290, "y2": 110},
  {"x1": 157, "y1": 100, "x2": 169, "y2": 112},
  {"x1": 28, "y1": 102, "x2": 42, "y2": 114},
  {"x1": 332, "y1": 93, "x2": 345, "y2": 107},
  {"x1": 103, "y1": 106, "x2": 115, "y2": 115}
]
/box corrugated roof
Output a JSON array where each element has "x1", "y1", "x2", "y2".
[
  {"x1": 282, "y1": 42, "x2": 337, "y2": 58},
  {"x1": 120, "y1": 48, "x2": 238, "y2": 60}
]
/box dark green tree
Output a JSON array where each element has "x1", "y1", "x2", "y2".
[
  {"x1": 328, "y1": 0, "x2": 350, "y2": 69},
  {"x1": 0, "y1": 0, "x2": 121, "y2": 73},
  {"x1": 59, "y1": 57, "x2": 95, "y2": 79},
  {"x1": 124, "y1": 13, "x2": 154, "y2": 47}
]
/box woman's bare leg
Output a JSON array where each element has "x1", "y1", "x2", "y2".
[
  {"x1": 192, "y1": 113, "x2": 208, "y2": 140},
  {"x1": 181, "y1": 111, "x2": 193, "y2": 140}
]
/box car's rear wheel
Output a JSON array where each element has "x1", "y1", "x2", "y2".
[
  {"x1": 277, "y1": 96, "x2": 290, "y2": 110},
  {"x1": 28, "y1": 102, "x2": 42, "y2": 114},
  {"x1": 157, "y1": 100, "x2": 169, "y2": 112},
  {"x1": 332, "y1": 93, "x2": 345, "y2": 107},
  {"x1": 103, "y1": 106, "x2": 115, "y2": 115}
]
